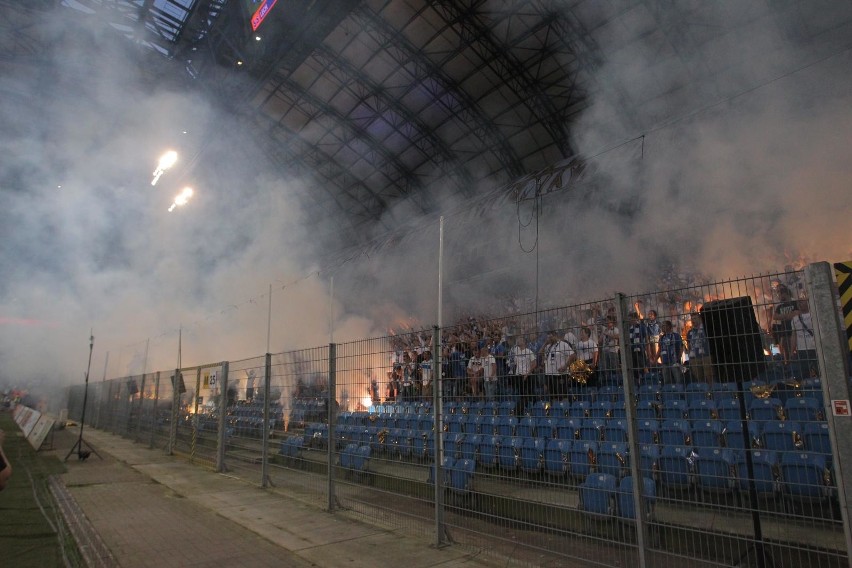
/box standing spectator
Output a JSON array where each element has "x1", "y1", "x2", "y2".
[
  {"x1": 467, "y1": 349, "x2": 485, "y2": 398},
  {"x1": 627, "y1": 312, "x2": 649, "y2": 383},
  {"x1": 489, "y1": 332, "x2": 509, "y2": 396},
  {"x1": 658, "y1": 321, "x2": 684, "y2": 385},
  {"x1": 0, "y1": 430, "x2": 12, "y2": 491},
  {"x1": 576, "y1": 326, "x2": 599, "y2": 386},
  {"x1": 448, "y1": 342, "x2": 468, "y2": 400},
  {"x1": 400, "y1": 351, "x2": 416, "y2": 401},
  {"x1": 686, "y1": 312, "x2": 713, "y2": 384},
  {"x1": 480, "y1": 346, "x2": 498, "y2": 401},
  {"x1": 419, "y1": 349, "x2": 434, "y2": 400},
  {"x1": 542, "y1": 331, "x2": 574, "y2": 401},
  {"x1": 791, "y1": 299, "x2": 817, "y2": 379},
  {"x1": 510, "y1": 337, "x2": 537, "y2": 415},
  {"x1": 600, "y1": 316, "x2": 621, "y2": 383},
  {"x1": 772, "y1": 285, "x2": 798, "y2": 365},
  {"x1": 644, "y1": 310, "x2": 661, "y2": 367}
]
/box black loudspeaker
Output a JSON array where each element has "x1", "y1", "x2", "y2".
[
  {"x1": 700, "y1": 296, "x2": 767, "y2": 383},
  {"x1": 171, "y1": 373, "x2": 187, "y2": 394}
]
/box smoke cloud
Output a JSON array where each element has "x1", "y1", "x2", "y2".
[{"x1": 1, "y1": 2, "x2": 850, "y2": 405}]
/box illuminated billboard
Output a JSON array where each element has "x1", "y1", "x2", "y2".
[{"x1": 244, "y1": 0, "x2": 279, "y2": 31}]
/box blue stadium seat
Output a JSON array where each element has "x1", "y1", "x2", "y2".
[
  {"x1": 659, "y1": 419, "x2": 690, "y2": 446},
  {"x1": 447, "y1": 413, "x2": 465, "y2": 433},
  {"x1": 477, "y1": 435, "x2": 500, "y2": 469},
  {"x1": 589, "y1": 400, "x2": 612, "y2": 419},
  {"x1": 496, "y1": 416, "x2": 518, "y2": 437},
  {"x1": 340, "y1": 442, "x2": 359, "y2": 470},
  {"x1": 413, "y1": 430, "x2": 432, "y2": 461},
  {"x1": 637, "y1": 384, "x2": 660, "y2": 404},
  {"x1": 635, "y1": 400, "x2": 658, "y2": 421},
  {"x1": 460, "y1": 433, "x2": 482, "y2": 462},
  {"x1": 579, "y1": 473, "x2": 617, "y2": 519},
  {"x1": 531, "y1": 400, "x2": 550, "y2": 418},
  {"x1": 638, "y1": 444, "x2": 660, "y2": 481},
  {"x1": 690, "y1": 420, "x2": 723, "y2": 449},
  {"x1": 544, "y1": 439, "x2": 571, "y2": 477},
  {"x1": 710, "y1": 381, "x2": 738, "y2": 401},
  {"x1": 555, "y1": 417, "x2": 581, "y2": 441},
  {"x1": 578, "y1": 418, "x2": 605, "y2": 442},
  {"x1": 597, "y1": 442, "x2": 629, "y2": 480},
  {"x1": 685, "y1": 382, "x2": 711, "y2": 404},
  {"x1": 569, "y1": 400, "x2": 591, "y2": 419},
  {"x1": 688, "y1": 399, "x2": 717, "y2": 421},
  {"x1": 464, "y1": 414, "x2": 483, "y2": 435},
  {"x1": 498, "y1": 436, "x2": 523, "y2": 472},
  {"x1": 716, "y1": 398, "x2": 744, "y2": 422},
  {"x1": 535, "y1": 417, "x2": 556, "y2": 439},
  {"x1": 660, "y1": 399, "x2": 688, "y2": 421},
  {"x1": 803, "y1": 422, "x2": 832, "y2": 462},
  {"x1": 519, "y1": 437, "x2": 546, "y2": 474},
  {"x1": 597, "y1": 385, "x2": 624, "y2": 403},
  {"x1": 761, "y1": 420, "x2": 803, "y2": 453},
  {"x1": 444, "y1": 432, "x2": 465, "y2": 460},
  {"x1": 695, "y1": 448, "x2": 737, "y2": 495},
  {"x1": 552, "y1": 400, "x2": 571, "y2": 417},
  {"x1": 617, "y1": 476, "x2": 656, "y2": 522},
  {"x1": 569, "y1": 440, "x2": 598, "y2": 480},
  {"x1": 516, "y1": 416, "x2": 537, "y2": 438},
  {"x1": 660, "y1": 383, "x2": 685, "y2": 404},
  {"x1": 784, "y1": 397, "x2": 821, "y2": 423},
  {"x1": 658, "y1": 445, "x2": 693, "y2": 493},
  {"x1": 735, "y1": 450, "x2": 779, "y2": 499},
  {"x1": 724, "y1": 420, "x2": 759, "y2": 452},
  {"x1": 448, "y1": 458, "x2": 476, "y2": 496},
  {"x1": 603, "y1": 418, "x2": 628, "y2": 443},
  {"x1": 427, "y1": 456, "x2": 453, "y2": 486},
  {"x1": 610, "y1": 401, "x2": 627, "y2": 419},
  {"x1": 352, "y1": 445, "x2": 372, "y2": 478},
  {"x1": 637, "y1": 419, "x2": 660, "y2": 445},
  {"x1": 780, "y1": 451, "x2": 832, "y2": 508},
  {"x1": 749, "y1": 397, "x2": 783, "y2": 423}
]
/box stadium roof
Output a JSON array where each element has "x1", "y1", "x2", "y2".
[{"x1": 4, "y1": 0, "x2": 852, "y2": 244}]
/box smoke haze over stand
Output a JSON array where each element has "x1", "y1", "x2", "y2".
[{"x1": 1, "y1": 2, "x2": 851, "y2": 406}]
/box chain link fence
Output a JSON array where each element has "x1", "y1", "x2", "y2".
[{"x1": 66, "y1": 262, "x2": 851, "y2": 567}]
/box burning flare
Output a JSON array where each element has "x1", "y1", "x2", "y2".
[
  {"x1": 168, "y1": 187, "x2": 194, "y2": 212},
  {"x1": 151, "y1": 150, "x2": 178, "y2": 186}
]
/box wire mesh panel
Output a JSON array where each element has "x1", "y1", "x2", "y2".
[
  {"x1": 429, "y1": 305, "x2": 641, "y2": 567},
  {"x1": 620, "y1": 271, "x2": 846, "y2": 567},
  {"x1": 215, "y1": 356, "x2": 267, "y2": 479},
  {"x1": 329, "y1": 334, "x2": 439, "y2": 539},
  {"x1": 59, "y1": 264, "x2": 850, "y2": 567},
  {"x1": 169, "y1": 364, "x2": 223, "y2": 469},
  {"x1": 265, "y1": 346, "x2": 330, "y2": 506}
]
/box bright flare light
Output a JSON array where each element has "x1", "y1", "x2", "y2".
[
  {"x1": 151, "y1": 150, "x2": 178, "y2": 186},
  {"x1": 168, "y1": 187, "x2": 194, "y2": 212}
]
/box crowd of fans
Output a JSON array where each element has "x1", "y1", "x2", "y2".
[{"x1": 373, "y1": 283, "x2": 818, "y2": 412}]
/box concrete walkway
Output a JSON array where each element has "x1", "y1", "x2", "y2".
[{"x1": 53, "y1": 426, "x2": 509, "y2": 568}]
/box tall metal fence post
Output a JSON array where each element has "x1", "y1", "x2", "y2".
[
  {"x1": 168, "y1": 369, "x2": 180, "y2": 455},
  {"x1": 191, "y1": 368, "x2": 201, "y2": 463},
  {"x1": 805, "y1": 261, "x2": 852, "y2": 556},
  {"x1": 134, "y1": 374, "x2": 147, "y2": 443},
  {"x1": 217, "y1": 361, "x2": 229, "y2": 473},
  {"x1": 150, "y1": 372, "x2": 160, "y2": 449},
  {"x1": 262, "y1": 353, "x2": 272, "y2": 488},
  {"x1": 615, "y1": 293, "x2": 649, "y2": 568},
  {"x1": 433, "y1": 325, "x2": 448, "y2": 547},
  {"x1": 216, "y1": 361, "x2": 228, "y2": 473},
  {"x1": 327, "y1": 343, "x2": 337, "y2": 511}
]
